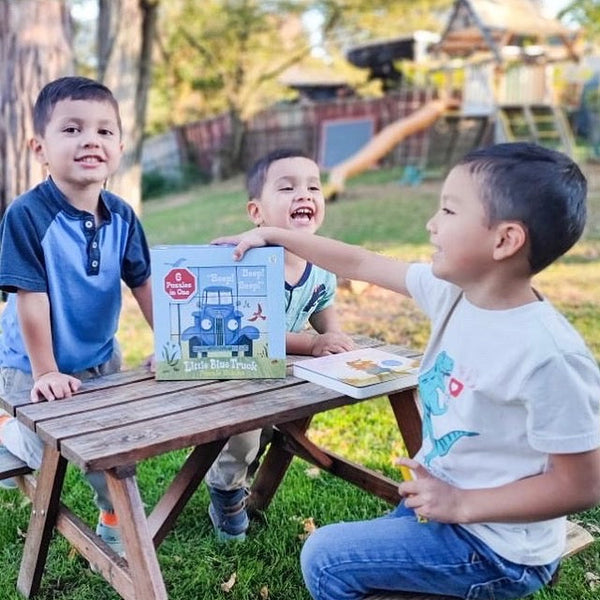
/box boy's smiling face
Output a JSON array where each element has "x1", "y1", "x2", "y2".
[
  {"x1": 426, "y1": 165, "x2": 498, "y2": 286},
  {"x1": 247, "y1": 156, "x2": 325, "y2": 233},
  {"x1": 30, "y1": 98, "x2": 123, "y2": 197}
]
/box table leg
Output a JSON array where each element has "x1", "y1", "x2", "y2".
[
  {"x1": 148, "y1": 439, "x2": 227, "y2": 546},
  {"x1": 17, "y1": 445, "x2": 67, "y2": 598},
  {"x1": 105, "y1": 465, "x2": 168, "y2": 600},
  {"x1": 278, "y1": 424, "x2": 401, "y2": 504},
  {"x1": 388, "y1": 388, "x2": 422, "y2": 458},
  {"x1": 248, "y1": 416, "x2": 312, "y2": 514}
]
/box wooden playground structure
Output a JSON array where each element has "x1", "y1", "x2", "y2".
[{"x1": 324, "y1": 0, "x2": 581, "y2": 200}]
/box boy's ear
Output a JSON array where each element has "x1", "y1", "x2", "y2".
[
  {"x1": 29, "y1": 136, "x2": 47, "y2": 165},
  {"x1": 492, "y1": 221, "x2": 527, "y2": 261},
  {"x1": 247, "y1": 199, "x2": 263, "y2": 226}
]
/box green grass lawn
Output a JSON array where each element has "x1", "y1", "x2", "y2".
[{"x1": 1, "y1": 164, "x2": 600, "y2": 599}]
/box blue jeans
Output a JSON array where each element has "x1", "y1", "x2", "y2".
[{"x1": 300, "y1": 502, "x2": 559, "y2": 600}]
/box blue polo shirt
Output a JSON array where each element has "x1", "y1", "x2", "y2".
[{"x1": 0, "y1": 177, "x2": 151, "y2": 374}]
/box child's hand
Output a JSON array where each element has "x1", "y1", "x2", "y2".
[
  {"x1": 31, "y1": 372, "x2": 81, "y2": 403},
  {"x1": 142, "y1": 353, "x2": 155, "y2": 373},
  {"x1": 396, "y1": 457, "x2": 464, "y2": 523},
  {"x1": 311, "y1": 332, "x2": 355, "y2": 356},
  {"x1": 211, "y1": 229, "x2": 269, "y2": 260}
]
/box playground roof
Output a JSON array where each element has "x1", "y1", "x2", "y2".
[{"x1": 435, "y1": 0, "x2": 578, "y2": 64}]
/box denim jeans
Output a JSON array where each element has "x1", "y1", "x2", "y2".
[{"x1": 300, "y1": 501, "x2": 559, "y2": 600}]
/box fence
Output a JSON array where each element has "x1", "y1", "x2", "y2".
[{"x1": 142, "y1": 87, "x2": 493, "y2": 182}]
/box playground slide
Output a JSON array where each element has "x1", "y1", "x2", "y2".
[{"x1": 324, "y1": 98, "x2": 452, "y2": 200}]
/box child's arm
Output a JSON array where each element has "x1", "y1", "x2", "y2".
[
  {"x1": 213, "y1": 227, "x2": 412, "y2": 297},
  {"x1": 131, "y1": 278, "x2": 153, "y2": 328},
  {"x1": 16, "y1": 290, "x2": 81, "y2": 402},
  {"x1": 131, "y1": 278, "x2": 154, "y2": 370},
  {"x1": 397, "y1": 449, "x2": 600, "y2": 523},
  {"x1": 287, "y1": 306, "x2": 355, "y2": 356}
]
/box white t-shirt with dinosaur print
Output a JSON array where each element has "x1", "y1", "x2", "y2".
[{"x1": 406, "y1": 263, "x2": 600, "y2": 565}]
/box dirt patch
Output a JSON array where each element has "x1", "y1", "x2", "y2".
[{"x1": 335, "y1": 280, "x2": 430, "y2": 352}]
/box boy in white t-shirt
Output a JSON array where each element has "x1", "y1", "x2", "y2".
[{"x1": 213, "y1": 142, "x2": 600, "y2": 599}]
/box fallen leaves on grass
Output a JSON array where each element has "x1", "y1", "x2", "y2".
[
  {"x1": 298, "y1": 516, "x2": 317, "y2": 540},
  {"x1": 304, "y1": 466, "x2": 321, "y2": 479},
  {"x1": 221, "y1": 571, "x2": 237, "y2": 592},
  {"x1": 585, "y1": 571, "x2": 600, "y2": 591}
]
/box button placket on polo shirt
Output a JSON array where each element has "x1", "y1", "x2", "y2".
[{"x1": 82, "y1": 217, "x2": 101, "y2": 276}]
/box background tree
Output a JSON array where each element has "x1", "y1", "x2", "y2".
[
  {"x1": 560, "y1": 0, "x2": 600, "y2": 41},
  {"x1": 96, "y1": 0, "x2": 159, "y2": 212},
  {"x1": 151, "y1": 0, "x2": 325, "y2": 176},
  {"x1": 0, "y1": 0, "x2": 74, "y2": 216},
  {"x1": 149, "y1": 0, "x2": 451, "y2": 176}
]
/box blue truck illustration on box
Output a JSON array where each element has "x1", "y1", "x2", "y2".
[
  {"x1": 151, "y1": 245, "x2": 286, "y2": 380},
  {"x1": 181, "y1": 285, "x2": 260, "y2": 358}
]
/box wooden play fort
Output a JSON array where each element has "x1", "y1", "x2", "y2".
[{"x1": 324, "y1": 0, "x2": 581, "y2": 199}]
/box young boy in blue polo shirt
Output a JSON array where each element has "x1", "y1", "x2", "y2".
[
  {"x1": 205, "y1": 148, "x2": 354, "y2": 541},
  {"x1": 0, "y1": 76, "x2": 153, "y2": 558}
]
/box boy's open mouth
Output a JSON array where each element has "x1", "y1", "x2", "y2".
[
  {"x1": 291, "y1": 207, "x2": 314, "y2": 221},
  {"x1": 76, "y1": 155, "x2": 104, "y2": 163}
]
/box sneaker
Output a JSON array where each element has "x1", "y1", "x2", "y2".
[
  {"x1": 96, "y1": 510, "x2": 125, "y2": 557},
  {"x1": 0, "y1": 444, "x2": 19, "y2": 489},
  {"x1": 207, "y1": 486, "x2": 249, "y2": 542}
]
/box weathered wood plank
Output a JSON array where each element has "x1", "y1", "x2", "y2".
[
  {"x1": 105, "y1": 469, "x2": 168, "y2": 600},
  {"x1": 56, "y1": 506, "x2": 133, "y2": 599},
  {"x1": 57, "y1": 382, "x2": 356, "y2": 471},
  {"x1": 249, "y1": 418, "x2": 312, "y2": 514},
  {"x1": 564, "y1": 520, "x2": 595, "y2": 558},
  {"x1": 32, "y1": 377, "x2": 303, "y2": 448},
  {"x1": 16, "y1": 447, "x2": 67, "y2": 598},
  {"x1": 0, "y1": 389, "x2": 31, "y2": 416},
  {"x1": 147, "y1": 440, "x2": 226, "y2": 546},
  {"x1": 17, "y1": 376, "x2": 218, "y2": 430},
  {"x1": 279, "y1": 428, "x2": 401, "y2": 504}
]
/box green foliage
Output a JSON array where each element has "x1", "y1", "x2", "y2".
[
  {"x1": 559, "y1": 0, "x2": 600, "y2": 41},
  {"x1": 147, "y1": 0, "x2": 453, "y2": 136},
  {"x1": 142, "y1": 163, "x2": 210, "y2": 200},
  {"x1": 148, "y1": 0, "x2": 314, "y2": 133}
]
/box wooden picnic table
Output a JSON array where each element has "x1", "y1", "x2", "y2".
[{"x1": 0, "y1": 335, "x2": 423, "y2": 600}]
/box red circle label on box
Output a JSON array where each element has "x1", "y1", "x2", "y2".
[{"x1": 164, "y1": 268, "x2": 196, "y2": 301}]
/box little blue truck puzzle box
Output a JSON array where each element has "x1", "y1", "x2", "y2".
[{"x1": 151, "y1": 245, "x2": 286, "y2": 380}]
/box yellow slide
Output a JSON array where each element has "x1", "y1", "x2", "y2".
[{"x1": 324, "y1": 98, "x2": 453, "y2": 200}]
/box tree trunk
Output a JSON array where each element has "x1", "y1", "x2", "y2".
[
  {"x1": 0, "y1": 0, "x2": 73, "y2": 216},
  {"x1": 97, "y1": 0, "x2": 158, "y2": 214}
]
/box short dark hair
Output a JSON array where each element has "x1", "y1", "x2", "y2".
[
  {"x1": 33, "y1": 76, "x2": 122, "y2": 137},
  {"x1": 246, "y1": 148, "x2": 312, "y2": 200},
  {"x1": 459, "y1": 142, "x2": 587, "y2": 274}
]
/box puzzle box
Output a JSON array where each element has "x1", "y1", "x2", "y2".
[{"x1": 151, "y1": 245, "x2": 286, "y2": 380}]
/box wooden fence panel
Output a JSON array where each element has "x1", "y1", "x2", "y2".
[{"x1": 141, "y1": 88, "x2": 490, "y2": 181}]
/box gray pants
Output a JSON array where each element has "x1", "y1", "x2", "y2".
[
  {"x1": 0, "y1": 348, "x2": 122, "y2": 511},
  {"x1": 205, "y1": 429, "x2": 263, "y2": 490}
]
